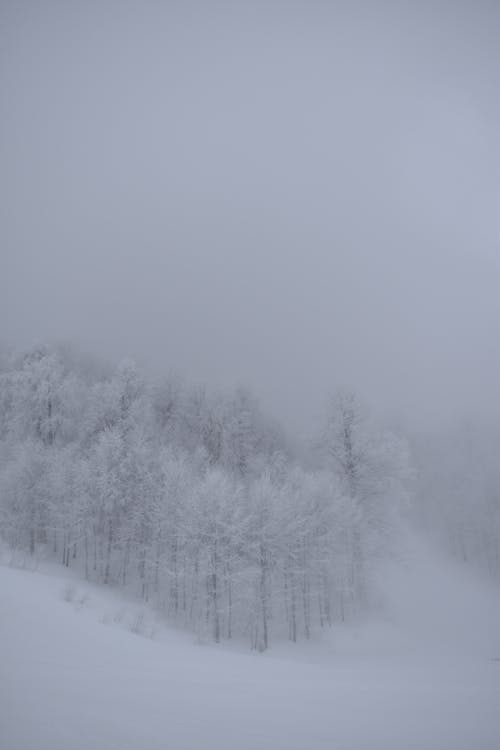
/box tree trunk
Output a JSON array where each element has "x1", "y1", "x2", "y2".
[{"x1": 104, "y1": 522, "x2": 113, "y2": 584}]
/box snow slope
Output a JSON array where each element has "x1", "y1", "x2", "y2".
[{"x1": 1, "y1": 544, "x2": 499, "y2": 750}]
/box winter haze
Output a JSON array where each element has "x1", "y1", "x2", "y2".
[
  {"x1": 1, "y1": 3, "x2": 499, "y2": 750},
  {"x1": 1, "y1": 0, "x2": 499, "y2": 433}
]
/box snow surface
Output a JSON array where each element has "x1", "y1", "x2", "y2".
[{"x1": 1, "y1": 540, "x2": 499, "y2": 750}]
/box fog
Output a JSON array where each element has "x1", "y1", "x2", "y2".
[
  {"x1": 1, "y1": 7, "x2": 500, "y2": 748},
  {"x1": 1, "y1": 0, "x2": 499, "y2": 433}
]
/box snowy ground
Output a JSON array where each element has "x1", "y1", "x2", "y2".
[{"x1": 1, "y1": 540, "x2": 499, "y2": 750}]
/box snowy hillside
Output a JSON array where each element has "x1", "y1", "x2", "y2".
[{"x1": 2, "y1": 544, "x2": 499, "y2": 750}]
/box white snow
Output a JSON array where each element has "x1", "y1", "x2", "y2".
[{"x1": 1, "y1": 542, "x2": 499, "y2": 750}]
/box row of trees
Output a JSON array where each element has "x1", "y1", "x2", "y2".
[{"x1": 0, "y1": 346, "x2": 412, "y2": 648}]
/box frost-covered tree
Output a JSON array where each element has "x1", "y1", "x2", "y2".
[
  {"x1": 0, "y1": 440, "x2": 51, "y2": 555},
  {"x1": 1, "y1": 348, "x2": 86, "y2": 446},
  {"x1": 318, "y1": 389, "x2": 412, "y2": 601}
]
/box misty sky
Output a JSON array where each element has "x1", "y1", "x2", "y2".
[{"x1": 1, "y1": 1, "x2": 499, "y2": 433}]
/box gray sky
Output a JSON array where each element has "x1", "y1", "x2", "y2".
[{"x1": 1, "y1": 0, "x2": 499, "y2": 434}]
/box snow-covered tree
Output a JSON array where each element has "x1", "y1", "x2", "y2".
[{"x1": 318, "y1": 389, "x2": 412, "y2": 601}]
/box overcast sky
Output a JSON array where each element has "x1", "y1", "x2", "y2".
[{"x1": 1, "y1": 1, "x2": 499, "y2": 434}]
